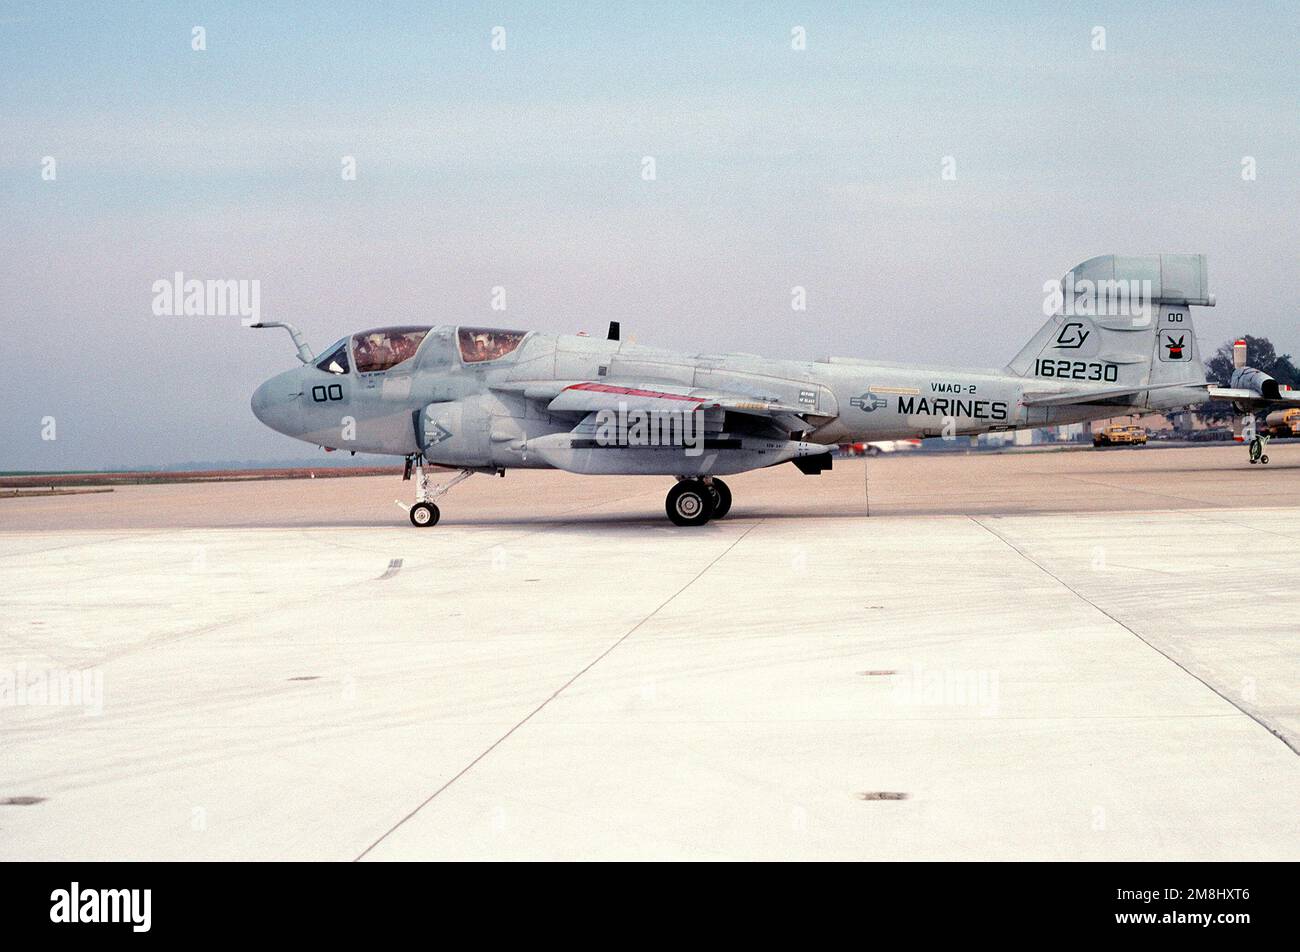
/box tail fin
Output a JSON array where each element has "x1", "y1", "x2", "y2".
[{"x1": 1007, "y1": 254, "x2": 1214, "y2": 390}]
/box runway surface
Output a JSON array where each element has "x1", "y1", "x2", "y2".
[{"x1": 2, "y1": 445, "x2": 1298, "y2": 859}]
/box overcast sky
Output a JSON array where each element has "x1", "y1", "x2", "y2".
[{"x1": 2, "y1": 1, "x2": 1296, "y2": 470}]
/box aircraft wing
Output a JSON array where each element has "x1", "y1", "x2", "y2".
[
  {"x1": 549, "y1": 381, "x2": 817, "y2": 431},
  {"x1": 496, "y1": 379, "x2": 822, "y2": 432}
]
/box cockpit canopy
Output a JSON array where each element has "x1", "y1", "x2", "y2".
[
  {"x1": 351, "y1": 326, "x2": 430, "y2": 373},
  {"x1": 316, "y1": 338, "x2": 351, "y2": 375},
  {"x1": 458, "y1": 327, "x2": 527, "y2": 363},
  {"x1": 312, "y1": 325, "x2": 528, "y2": 376}
]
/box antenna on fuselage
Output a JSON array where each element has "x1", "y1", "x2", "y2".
[
  {"x1": 607, "y1": 321, "x2": 621, "y2": 342},
  {"x1": 250, "y1": 321, "x2": 315, "y2": 364}
]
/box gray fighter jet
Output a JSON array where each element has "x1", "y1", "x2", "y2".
[
  {"x1": 251, "y1": 253, "x2": 1227, "y2": 526},
  {"x1": 1206, "y1": 338, "x2": 1300, "y2": 464}
]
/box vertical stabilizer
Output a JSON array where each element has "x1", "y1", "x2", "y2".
[{"x1": 1006, "y1": 254, "x2": 1213, "y2": 390}]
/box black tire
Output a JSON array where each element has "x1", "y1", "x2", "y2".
[
  {"x1": 409, "y1": 502, "x2": 440, "y2": 527},
  {"x1": 666, "y1": 481, "x2": 714, "y2": 527},
  {"x1": 708, "y1": 479, "x2": 733, "y2": 519},
  {"x1": 1261, "y1": 455, "x2": 1269, "y2": 464}
]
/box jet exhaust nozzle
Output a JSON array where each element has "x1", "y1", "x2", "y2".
[{"x1": 1230, "y1": 367, "x2": 1281, "y2": 401}]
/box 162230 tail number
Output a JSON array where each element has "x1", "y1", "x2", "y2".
[{"x1": 1034, "y1": 359, "x2": 1119, "y2": 382}]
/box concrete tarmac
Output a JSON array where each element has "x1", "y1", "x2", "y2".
[{"x1": 1, "y1": 444, "x2": 1297, "y2": 860}]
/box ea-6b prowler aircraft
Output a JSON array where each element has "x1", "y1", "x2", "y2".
[{"x1": 249, "y1": 253, "x2": 1262, "y2": 527}]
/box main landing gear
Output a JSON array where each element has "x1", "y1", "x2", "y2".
[
  {"x1": 399, "y1": 456, "x2": 479, "y2": 527},
  {"x1": 665, "y1": 477, "x2": 732, "y2": 526}
]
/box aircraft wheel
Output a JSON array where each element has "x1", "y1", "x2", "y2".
[
  {"x1": 1261, "y1": 455, "x2": 1270, "y2": 464},
  {"x1": 708, "y1": 479, "x2": 733, "y2": 519},
  {"x1": 409, "y1": 502, "x2": 440, "y2": 527},
  {"x1": 666, "y1": 481, "x2": 714, "y2": 527}
]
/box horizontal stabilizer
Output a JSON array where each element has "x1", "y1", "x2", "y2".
[{"x1": 1207, "y1": 386, "x2": 1300, "y2": 407}]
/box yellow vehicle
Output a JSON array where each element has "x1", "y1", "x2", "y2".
[
  {"x1": 1093, "y1": 424, "x2": 1147, "y2": 447},
  {"x1": 1124, "y1": 425, "x2": 1148, "y2": 445},
  {"x1": 1264, "y1": 408, "x2": 1300, "y2": 437}
]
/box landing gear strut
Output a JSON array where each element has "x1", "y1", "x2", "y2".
[
  {"x1": 665, "y1": 477, "x2": 732, "y2": 526},
  {"x1": 398, "y1": 456, "x2": 476, "y2": 527}
]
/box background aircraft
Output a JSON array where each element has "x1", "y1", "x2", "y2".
[
  {"x1": 252, "y1": 253, "x2": 1246, "y2": 526},
  {"x1": 1207, "y1": 339, "x2": 1300, "y2": 463}
]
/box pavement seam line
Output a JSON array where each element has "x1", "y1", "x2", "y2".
[
  {"x1": 968, "y1": 516, "x2": 1298, "y2": 757},
  {"x1": 352, "y1": 518, "x2": 765, "y2": 861}
]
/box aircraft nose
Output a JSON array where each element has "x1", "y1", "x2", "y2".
[
  {"x1": 250, "y1": 379, "x2": 273, "y2": 424},
  {"x1": 250, "y1": 370, "x2": 302, "y2": 435}
]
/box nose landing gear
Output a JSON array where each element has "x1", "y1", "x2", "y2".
[
  {"x1": 665, "y1": 477, "x2": 732, "y2": 526},
  {"x1": 409, "y1": 501, "x2": 439, "y2": 526},
  {"x1": 398, "y1": 456, "x2": 477, "y2": 527}
]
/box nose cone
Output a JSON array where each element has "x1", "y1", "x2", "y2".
[
  {"x1": 250, "y1": 370, "x2": 302, "y2": 436},
  {"x1": 250, "y1": 379, "x2": 274, "y2": 424}
]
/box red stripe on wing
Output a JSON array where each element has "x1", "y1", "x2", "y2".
[{"x1": 565, "y1": 382, "x2": 704, "y2": 403}]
